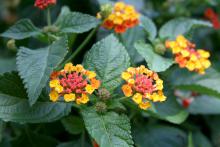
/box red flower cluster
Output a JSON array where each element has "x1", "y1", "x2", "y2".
[
  {"x1": 204, "y1": 8, "x2": 220, "y2": 29},
  {"x1": 34, "y1": 0, "x2": 56, "y2": 10}
]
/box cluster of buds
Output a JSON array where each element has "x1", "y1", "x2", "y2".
[
  {"x1": 121, "y1": 65, "x2": 166, "y2": 110},
  {"x1": 166, "y1": 35, "x2": 211, "y2": 74},
  {"x1": 97, "y1": 2, "x2": 140, "y2": 33},
  {"x1": 49, "y1": 63, "x2": 100, "y2": 105},
  {"x1": 204, "y1": 8, "x2": 220, "y2": 29},
  {"x1": 34, "y1": 0, "x2": 56, "y2": 10}
]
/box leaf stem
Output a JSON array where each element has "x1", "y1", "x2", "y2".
[{"x1": 56, "y1": 27, "x2": 98, "y2": 70}]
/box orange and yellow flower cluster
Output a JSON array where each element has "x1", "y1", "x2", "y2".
[
  {"x1": 166, "y1": 35, "x2": 211, "y2": 74},
  {"x1": 49, "y1": 63, "x2": 100, "y2": 104},
  {"x1": 99, "y1": 2, "x2": 140, "y2": 33},
  {"x1": 34, "y1": 0, "x2": 56, "y2": 10},
  {"x1": 121, "y1": 66, "x2": 166, "y2": 110}
]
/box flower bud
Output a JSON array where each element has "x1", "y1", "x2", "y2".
[
  {"x1": 153, "y1": 39, "x2": 166, "y2": 55},
  {"x1": 99, "y1": 4, "x2": 113, "y2": 20},
  {"x1": 95, "y1": 101, "x2": 107, "y2": 114},
  {"x1": 43, "y1": 25, "x2": 59, "y2": 33},
  {"x1": 7, "y1": 39, "x2": 17, "y2": 52},
  {"x1": 97, "y1": 88, "x2": 111, "y2": 101}
]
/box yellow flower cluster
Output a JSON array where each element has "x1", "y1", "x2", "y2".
[
  {"x1": 166, "y1": 35, "x2": 211, "y2": 74},
  {"x1": 49, "y1": 63, "x2": 100, "y2": 105},
  {"x1": 98, "y1": 2, "x2": 140, "y2": 33},
  {"x1": 121, "y1": 65, "x2": 166, "y2": 110}
]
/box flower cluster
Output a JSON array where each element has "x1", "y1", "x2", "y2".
[
  {"x1": 121, "y1": 66, "x2": 166, "y2": 110},
  {"x1": 49, "y1": 63, "x2": 100, "y2": 104},
  {"x1": 166, "y1": 35, "x2": 211, "y2": 74},
  {"x1": 204, "y1": 8, "x2": 220, "y2": 29},
  {"x1": 98, "y1": 2, "x2": 140, "y2": 33},
  {"x1": 34, "y1": 0, "x2": 56, "y2": 10}
]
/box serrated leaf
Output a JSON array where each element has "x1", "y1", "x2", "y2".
[
  {"x1": 61, "y1": 116, "x2": 84, "y2": 135},
  {"x1": 122, "y1": 26, "x2": 146, "y2": 64},
  {"x1": 83, "y1": 34, "x2": 130, "y2": 91},
  {"x1": 56, "y1": 12, "x2": 100, "y2": 33},
  {"x1": 55, "y1": 6, "x2": 71, "y2": 26},
  {"x1": 170, "y1": 68, "x2": 220, "y2": 98},
  {"x1": 1, "y1": 19, "x2": 41, "y2": 40},
  {"x1": 159, "y1": 18, "x2": 212, "y2": 40},
  {"x1": 81, "y1": 107, "x2": 133, "y2": 147},
  {"x1": 140, "y1": 15, "x2": 157, "y2": 41},
  {"x1": 0, "y1": 72, "x2": 71, "y2": 123},
  {"x1": 134, "y1": 125, "x2": 187, "y2": 147},
  {"x1": 17, "y1": 37, "x2": 68, "y2": 105},
  {"x1": 134, "y1": 41, "x2": 174, "y2": 72}
]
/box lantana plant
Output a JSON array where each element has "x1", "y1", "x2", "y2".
[{"x1": 0, "y1": 0, "x2": 220, "y2": 146}]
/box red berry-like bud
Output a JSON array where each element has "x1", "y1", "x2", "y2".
[{"x1": 182, "y1": 98, "x2": 192, "y2": 108}]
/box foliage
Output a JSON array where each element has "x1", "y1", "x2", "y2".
[{"x1": 0, "y1": 0, "x2": 219, "y2": 147}]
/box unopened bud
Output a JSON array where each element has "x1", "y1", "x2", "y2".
[
  {"x1": 7, "y1": 39, "x2": 17, "y2": 52},
  {"x1": 98, "y1": 4, "x2": 113, "y2": 20},
  {"x1": 98, "y1": 88, "x2": 111, "y2": 101},
  {"x1": 43, "y1": 25, "x2": 59, "y2": 33},
  {"x1": 153, "y1": 38, "x2": 166, "y2": 55},
  {"x1": 95, "y1": 102, "x2": 107, "y2": 114}
]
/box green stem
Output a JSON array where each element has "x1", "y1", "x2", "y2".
[
  {"x1": 47, "y1": 8, "x2": 52, "y2": 26},
  {"x1": 116, "y1": 33, "x2": 124, "y2": 44},
  {"x1": 56, "y1": 27, "x2": 98, "y2": 70},
  {"x1": 119, "y1": 96, "x2": 129, "y2": 101}
]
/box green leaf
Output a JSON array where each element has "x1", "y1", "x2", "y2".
[
  {"x1": 56, "y1": 12, "x2": 100, "y2": 33},
  {"x1": 206, "y1": 116, "x2": 220, "y2": 147},
  {"x1": 0, "y1": 72, "x2": 71, "y2": 123},
  {"x1": 159, "y1": 18, "x2": 212, "y2": 40},
  {"x1": 1, "y1": 19, "x2": 41, "y2": 40},
  {"x1": 81, "y1": 107, "x2": 133, "y2": 147},
  {"x1": 170, "y1": 68, "x2": 220, "y2": 98},
  {"x1": 83, "y1": 34, "x2": 130, "y2": 91},
  {"x1": 146, "y1": 93, "x2": 188, "y2": 124},
  {"x1": 134, "y1": 41, "x2": 174, "y2": 72},
  {"x1": 0, "y1": 57, "x2": 16, "y2": 74},
  {"x1": 61, "y1": 116, "x2": 84, "y2": 135},
  {"x1": 140, "y1": 15, "x2": 157, "y2": 41},
  {"x1": 190, "y1": 131, "x2": 212, "y2": 147},
  {"x1": 134, "y1": 125, "x2": 187, "y2": 147},
  {"x1": 55, "y1": 6, "x2": 71, "y2": 26},
  {"x1": 122, "y1": 26, "x2": 146, "y2": 64},
  {"x1": 17, "y1": 37, "x2": 68, "y2": 105},
  {"x1": 188, "y1": 96, "x2": 220, "y2": 114}
]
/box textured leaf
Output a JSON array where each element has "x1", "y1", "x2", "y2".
[
  {"x1": 81, "y1": 107, "x2": 133, "y2": 147},
  {"x1": 159, "y1": 18, "x2": 212, "y2": 40},
  {"x1": 0, "y1": 72, "x2": 71, "y2": 123},
  {"x1": 135, "y1": 41, "x2": 174, "y2": 72},
  {"x1": 170, "y1": 68, "x2": 220, "y2": 98},
  {"x1": 1, "y1": 19, "x2": 41, "y2": 39},
  {"x1": 134, "y1": 125, "x2": 187, "y2": 147},
  {"x1": 56, "y1": 12, "x2": 100, "y2": 33},
  {"x1": 0, "y1": 57, "x2": 16, "y2": 74},
  {"x1": 17, "y1": 37, "x2": 68, "y2": 105},
  {"x1": 61, "y1": 116, "x2": 84, "y2": 135},
  {"x1": 188, "y1": 96, "x2": 220, "y2": 114},
  {"x1": 122, "y1": 26, "x2": 146, "y2": 64},
  {"x1": 55, "y1": 6, "x2": 71, "y2": 26},
  {"x1": 140, "y1": 15, "x2": 157, "y2": 41},
  {"x1": 83, "y1": 34, "x2": 130, "y2": 91}
]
